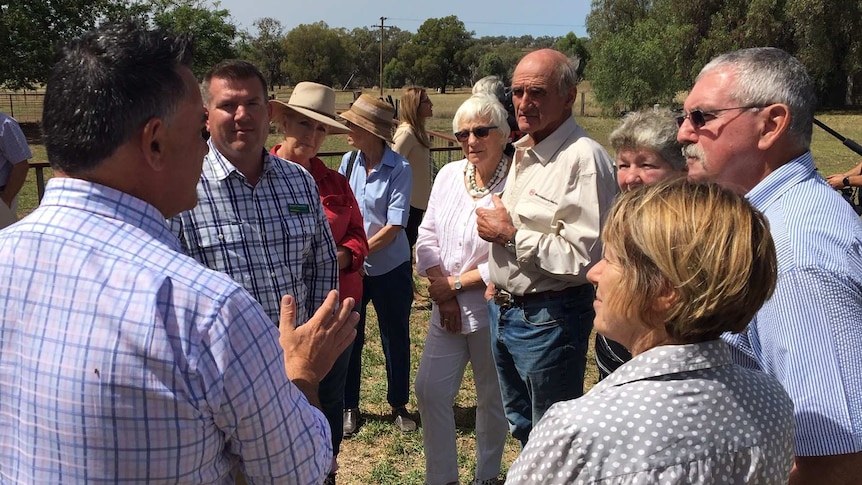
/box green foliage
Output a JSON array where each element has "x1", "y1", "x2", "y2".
[
  {"x1": 151, "y1": 0, "x2": 239, "y2": 79},
  {"x1": 587, "y1": 0, "x2": 862, "y2": 108},
  {"x1": 0, "y1": 0, "x2": 137, "y2": 89},
  {"x1": 246, "y1": 17, "x2": 287, "y2": 89},
  {"x1": 555, "y1": 32, "x2": 590, "y2": 79},
  {"x1": 395, "y1": 16, "x2": 473, "y2": 93},
  {"x1": 589, "y1": 18, "x2": 690, "y2": 111},
  {"x1": 281, "y1": 22, "x2": 352, "y2": 87}
]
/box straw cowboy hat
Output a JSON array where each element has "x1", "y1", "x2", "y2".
[
  {"x1": 269, "y1": 82, "x2": 351, "y2": 134},
  {"x1": 339, "y1": 94, "x2": 397, "y2": 143}
]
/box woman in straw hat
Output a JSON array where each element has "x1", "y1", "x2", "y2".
[
  {"x1": 338, "y1": 94, "x2": 417, "y2": 435},
  {"x1": 270, "y1": 82, "x2": 369, "y2": 485}
]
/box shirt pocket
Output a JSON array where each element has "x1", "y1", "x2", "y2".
[
  {"x1": 321, "y1": 194, "x2": 354, "y2": 242},
  {"x1": 270, "y1": 210, "x2": 317, "y2": 266},
  {"x1": 196, "y1": 223, "x2": 251, "y2": 276},
  {"x1": 514, "y1": 194, "x2": 556, "y2": 230}
]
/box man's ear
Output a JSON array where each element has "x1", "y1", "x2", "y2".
[
  {"x1": 140, "y1": 116, "x2": 167, "y2": 171},
  {"x1": 564, "y1": 86, "x2": 578, "y2": 110},
  {"x1": 204, "y1": 106, "x2": 210, "y2": 132},
  {"x1": 758, "y1": 103, "x2": 790, "y2": 151}
]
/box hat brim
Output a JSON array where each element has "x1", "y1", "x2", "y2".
[
  {"x1": 270, "y1": 100, "x2": 351, "y2": 135},
  {"x1": 339, "y1": 110, "x2": 394, "y2": 143}
]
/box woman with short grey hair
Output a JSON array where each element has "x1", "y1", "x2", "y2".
[
  {"x1": 595, "y1": 109, "x2": 687, "y2": 380},
  {"x1": 414, "y1": 93, "x2": 511, "y2": 485}
]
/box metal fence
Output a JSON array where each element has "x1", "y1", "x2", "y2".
[{"x1": 0, "y1": 92, "x2": 44, "y2": 122}]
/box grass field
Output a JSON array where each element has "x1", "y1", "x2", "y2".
[{"x1": 10, "y1": 89, "x2": 862, "y2": 484}]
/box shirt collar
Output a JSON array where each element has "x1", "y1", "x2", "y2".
[
  {"x1": 592, "y1": 340, "x2": 734, "y2": 393},
  {"x1": 745, "y1": 151, "x2": 816, "y2": 210},
  {"x1": 358, "y1": 145, "x2": 398, "y2": 169},
  {"x1": 513, "y1": 116, "x2": 583, "y2": 165},
  {"x1": 203, "y1": 140, "x2": 271, "y2": 182},
  {"x1": 40, "y1": 177, "x2": 180, "y2": 252},
  {"x1": 268, "y1": 144, "x2": 329, "y2": 182}
]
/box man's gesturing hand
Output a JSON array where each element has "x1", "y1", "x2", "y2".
[{"x1": 278, "y1": 290, "x2": 358, "y2": 407}]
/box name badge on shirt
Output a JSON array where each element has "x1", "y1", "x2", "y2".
[{"x1": 288, "y1": 204, "x2": 310, "y2": 214}]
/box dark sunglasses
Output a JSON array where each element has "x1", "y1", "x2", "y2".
[
  {"x1": 675, "y1": 106, "x2": 761, "y2": 129},
  {"x1": 453, "y1": 125, "x2": 497, "y2": 142}
]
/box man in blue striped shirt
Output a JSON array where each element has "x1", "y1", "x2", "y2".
[
  {"x1": 0, "y1": 22, "x2": 356, "y2": 483},
  {"x1": 678, "y1": 47, "x2": 862, "y2": 484}
]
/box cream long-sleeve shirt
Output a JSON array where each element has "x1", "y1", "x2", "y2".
[
  {"x1": 489, "y1": 116, "x2": 618, "y2": 295},
  {"x1": 393, "y1": 123, "x2": 432, "y2": 210}
]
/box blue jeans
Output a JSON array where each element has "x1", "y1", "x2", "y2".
[
  {"x1": 319, "y1": 340, "x2": 352, "y2": 457},
  {"x1": 488, "y1": 285, "x2": 595, "y2": 446},
  {"x1": 344, "y1": 260, "x2": 413, "y2": 409}
]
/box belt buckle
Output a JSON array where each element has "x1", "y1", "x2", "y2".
[{"x1": 493, "y1": 289, "x2": 514, "y2": 309}]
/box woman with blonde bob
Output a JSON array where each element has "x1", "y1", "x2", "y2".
[{"x1": 507, "y1": 180, "x2": 795, "y2": 484}]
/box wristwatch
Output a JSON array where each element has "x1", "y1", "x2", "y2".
[
  {"x1": 454, "y1": 275, "x2": 462, "y2": 291},
  {"x1": 504, "y1": 230, "x2": 517, "y2": 253},
  {"x1": 844, "y1": 176, "x2": 851, "y2": 187}
]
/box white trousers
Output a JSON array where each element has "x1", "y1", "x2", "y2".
[
  {"x1": 0, "y1": 196, "x2": 18, "y2": 230},
  {"x1": 415, "y1": 324, "x2": 508, "y2": 485}
]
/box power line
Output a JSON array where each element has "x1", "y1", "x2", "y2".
[{"x1": 387, "y1": 17, "x2": 585, "y2": 30}]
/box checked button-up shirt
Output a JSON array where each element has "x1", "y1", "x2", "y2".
[{"x1": 172, "y1": 143, "x2": 338, "y2": 326}]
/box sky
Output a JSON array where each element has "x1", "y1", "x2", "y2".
[{"x1": 207, "y1": 0, "x2": 591, "y2": 39}]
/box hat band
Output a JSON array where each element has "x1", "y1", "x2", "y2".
[{"x1": 350, "y1": 99, "x2": 394, "y2": 124}]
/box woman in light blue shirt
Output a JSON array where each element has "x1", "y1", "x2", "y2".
[{"x1": 338, "y1": 94, "x2": 416, "y2": 435}]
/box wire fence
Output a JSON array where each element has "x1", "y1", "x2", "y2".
[{"x1": 0, "y1": 92, "x2": 44, "y2": 122}]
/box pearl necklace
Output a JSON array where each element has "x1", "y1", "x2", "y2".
[{"x1": 466, "y1": 158, "x2": 508, "y2": 198}]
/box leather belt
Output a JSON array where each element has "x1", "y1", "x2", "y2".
[{"x1": 493, "y1": 285, "x2": 591, "y2": 308}]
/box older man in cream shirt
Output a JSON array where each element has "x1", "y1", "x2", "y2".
[{"x1": 476, "y1": 48, "x2": 618, "y2": 446}]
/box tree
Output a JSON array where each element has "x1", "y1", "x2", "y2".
[
  {"x1": 282, "y1": 22, "x2": 352, "y2": 87},
  {"x1": 395, "y1": 16, "x2": 473, "y2": 93},
  {"x1": 555, "y1": 32, "x2": 590, "y2": 79},
  {"x1": 586, "y1": 0, "x2": 862, "y2": 108},
  {"x1": 787, "y1": 0, "x2": 862, "y2": 106},
  {"x1": 246, "y1": 17, "x2": 287, "y2": 89},
  {"x1": 0, "y1": 0, "x2": 139, "y2": 89},
  {"x1": 349, "y1": 26, "x2": 411, "y2": 88},
  {"x1": 152, "y1": 0, "x2": 239, "y2": 79},
  {"x1": 588, "y1": 18, "x2": 691, "y2": 111}
]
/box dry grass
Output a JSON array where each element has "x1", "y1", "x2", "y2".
[{"x1": 334, "y1": 275, "x2": 600, "y2": 485}]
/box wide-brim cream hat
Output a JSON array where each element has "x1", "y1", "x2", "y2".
[
  {"x1": 270, "y1": 82, "x2": 351, "y2": 135},
  {"x1": 339, "y1": 94, "x2": 397, "y2": 143}
]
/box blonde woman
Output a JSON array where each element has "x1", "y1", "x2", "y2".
[
  {"x1": 393, "y1": 87, "x2": 433, "y2": 251},
  {"x1": 507, "y1": 180, "x2": 794, "y2": 484}
]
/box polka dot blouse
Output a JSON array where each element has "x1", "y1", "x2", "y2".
[{"x1": 506, "y1": 340, "x2": 795, "y2": 484}]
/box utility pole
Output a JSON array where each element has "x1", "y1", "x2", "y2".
[{"x1": 379, "y1": 16, "x2": 387, "y2": 97}]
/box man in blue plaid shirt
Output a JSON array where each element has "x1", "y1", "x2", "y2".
[
  {"x1": 0, "y1": 22, "x2": 356, "y2": 483},
  {"x1": 171, "y1": 60, "x2": 338, "y2": 328}
]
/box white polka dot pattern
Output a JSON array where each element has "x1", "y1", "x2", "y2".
[{"x1": 505, "y1": 340, "x2": 795, "y2": 484}]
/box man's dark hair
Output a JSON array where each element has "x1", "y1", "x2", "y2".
[
  {"x1": 201, "y1": 60, "x2": 268, "y2": 105},
  {"x1": 43, "y1": 21, "x2": 194, "y2": 174}
]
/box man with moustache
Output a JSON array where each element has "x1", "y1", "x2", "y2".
[
  {"x1": 476, "y1": 48, "x2": 618, "y2": 446},
  {"x1": 677, "y1": 47, "x2": 862, "y2": 484},
  {"x1": 0, "y1": 22, "x2": 357, "y2": 482}
]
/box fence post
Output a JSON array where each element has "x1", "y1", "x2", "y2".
[
  {"x1": 580, "y1": 92, "x2": 585, "y2": 117},
  {"x1": 8, "y1": 94, "x2": 13, "y2": 118}
]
